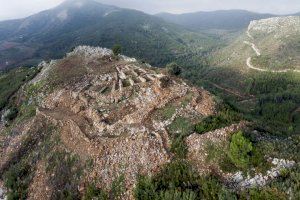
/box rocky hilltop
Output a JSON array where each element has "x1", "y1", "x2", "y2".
[
  {"x1": 248, "y1": 16, "x2": 300, "y2": 37},
  {"x1": 0, "y1": 46, "x2": 216, "y2": 199}
]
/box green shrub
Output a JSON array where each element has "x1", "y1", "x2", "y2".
[
  {"x1": 83, "y1": 175, "x2": 125, "y2": 200},
  {"x1": 134, "y1": 160, "x2": 236, "y2": 200},
  {"x1": 166, "y1": 62, "x2": 182, "y2": 76},
  {"x1": 3, "y1": 107, "x2": 18, "y2": 121},
  {"x1": 228, "y1": 131, "x2": 253, "y2": 169},
  {"x1": 83, "y1": 184, "x2": 108, "y2": 200},
  {"x1": 195, "y1": 105, "x2": 240, "y2": 134},
  {"x1": 4, "y1": 161, "x2": 33, "y2": 200},
  {"x1": 170, "y1": 136, "x2": 188, "y2": 159},
  {"x1": 112, "y1": 44, "x2": 122, "y2": 56},
  {"x1": 241, "y1": 187, "x2": 286, "y2": 200}
]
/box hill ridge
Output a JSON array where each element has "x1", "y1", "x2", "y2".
[{"x1": 244, "y1": 16, "x2": 300, "y2": 72}]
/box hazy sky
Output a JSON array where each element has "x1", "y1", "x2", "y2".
[{"x1": 1, "y1": 0, "x2": 300, "y2": 21}]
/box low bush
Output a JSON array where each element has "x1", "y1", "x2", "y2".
[
  {"x1": 195, "y1": 105, "x2": 240, "y2": 134},
  {"x1": 3, "y1": 107, "x2": 18, "y2": 121},
  {"x1": 167, "y1": 117, "x2": 194, "y2": 138},
  {"x1": 170, "y1": 136, "x2": 188, "y2": 159},
  {"x1": 83, "y1": 175, "x2": 125, "y2": 200},
  {"x1": 268, "y1": 164, "x2": 300, "y2": 199},
  {"x1": 240, "y1": 187, "x2": 286, "y2": 200},
  {"x1": 83, "y1": 183, "x2": 109, "y2": 200},
  {"x1": 46, "y1": 151, "x2": 82, "y2": 200},
  {"x1": 228, "y1": 131, "x2": 253, "y2": 169},
  {"x1": 154, "y1": 104, "x2": 176, "y2": 121},
  {"x1": 134, "y1": 160, "x2": 236, "y2": 200},
  {"x1": 166, "y1": 62, "x2": 182, "y2": 76},
  {"x1": 112, "y1": 44, "x2": 122, "y2": 56},
  {"x1": 4, "y1": 161, "x2": 33, "y2": 200}
]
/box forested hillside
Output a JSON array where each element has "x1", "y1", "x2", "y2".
[
  {"x1": 157, "y1": 10, "x2": 275, "y2": 31},
  {"x1": 0, "y1": 0, "x2": 218, "y2": 70}
]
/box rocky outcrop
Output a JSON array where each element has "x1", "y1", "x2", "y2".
[
  {"x1": 1, "y1": 46, "x2": 216, "y2": 199},
  {"x1": 0, "y1": 186, "x2": 6, "y2": 200},
  {"x1": 231, "y1": 158, "x2": 296, "y2": 189},
  {"x1": 248, "y1": 16, "x2": 300, "y2": 37},
  {"x1": 186, "y1": 122, "x2": 246, "y2": 175}
]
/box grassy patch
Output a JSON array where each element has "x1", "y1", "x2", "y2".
[
  {"x1": 154, "y1": 104, "x2": 176, "y2": 121},
  {"x1": 180, "y1": 92, "x2": 193, "y2": 108},
  {"x1": 167, "y1": 117, "x2": 194, "y2": 158},
  {"x1": 4, "y1": 160, "x2": 34, "y2": 200},
  {"x1": 195, "y1": 105, "x2": 241, "y2": 134},
  {"x1": 46, "y1": 150, "x2": 82, "y2": 200},
  {"x1": 167, "y1": 117, "x2": 194, "y2": 138},
  {"x1": 83, "y1": 175, "x2": 125, "y2": 200}
]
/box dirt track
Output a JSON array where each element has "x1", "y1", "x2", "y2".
[{"x1": 244, "y1": 30, "x2": 300, "y2": 73}]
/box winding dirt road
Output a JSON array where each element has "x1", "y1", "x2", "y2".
[{"x1": 244, "y1": 30, "x2": 300, "y2": 73}]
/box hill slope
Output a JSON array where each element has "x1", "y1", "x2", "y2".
[
  {"x1": 1, "y1": 46, "x2": 298, "y2": 200},
  {"x1": 0, "y1": 46, "x2": 217, "y2": 199},
  {"x1": 212, "y1": 16, "x2": 300, "y2": 72},
  {"x1": 156, "y1": 10, "x2": 275, "y2": 31},
  {"x1": 0, "y1": 0, "x2": 216, "y2": 70}
]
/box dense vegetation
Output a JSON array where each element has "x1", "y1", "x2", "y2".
[
  {"x1": 195, "y1": 105, "x2": 241, "y2": 134},
  {"x1": 0, "y1": 67, "x2": 38, "y2": 109},
  {"x1": 247, "y1": 73, "x2": 300, "y2": 135},
  {"x1": 134, "y1": 160, "x2": 236, "y2": 200}
]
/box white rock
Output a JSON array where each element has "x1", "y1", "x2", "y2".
[{"x1": 232, "y1": 171, "x2": 244, "y2": 183}]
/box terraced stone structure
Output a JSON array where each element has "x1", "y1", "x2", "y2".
[{"x1": 0, "y1": 46, "x2": 216, "y2": 199}]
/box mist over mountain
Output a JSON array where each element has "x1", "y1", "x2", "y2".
[
  {"x1": 0, "y1": 0, "x2": 215, "y2": 70},
  {"x1": 156, "y1": 10, "x2": 276, "y2": 30}
]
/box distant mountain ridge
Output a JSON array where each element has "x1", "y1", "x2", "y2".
[
  {"x1": 0, "y1": 0, "x2": 215, "y2": 70},
  {"x1": 156, "y1": 10, "x2": 294, "y2": 31}
]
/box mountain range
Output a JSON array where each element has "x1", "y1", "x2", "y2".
[
  {"x1": 157, "y1": 10, "x2": 300, "y2": 31},
  {"x1": 0, "y1": 0, "x2": 216, "y2": 70},
  {"x1": 157, "y1": 10, "x2": 275, "y2": 31},
  {"x1": 1, "y1": 0, "x2": 299, "y2": 71}
]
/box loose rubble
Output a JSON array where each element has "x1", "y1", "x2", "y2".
[
  {"x1": 186, "y1": 122, "x2": 247, "y2": 175},
  {"x1": 231, "y1": 158, "x2": 296, "y2": 189},
  {"x1": 0, "y1": 186, "x2": 6, "y2": 200},
  {"x1": 248, "y1": 16, "x2": 300, "y2": 37},
  {"x1": 0, "y1": 46, "x2": 216, "y2": 199}
]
